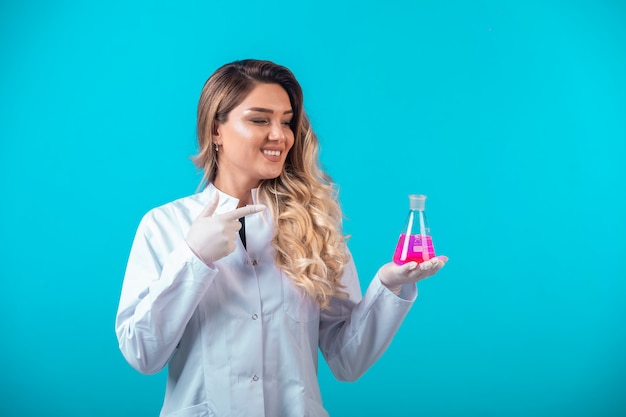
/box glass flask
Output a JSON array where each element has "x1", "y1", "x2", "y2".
[{"x1": 392, "y1": 194, "x2": 436, "y2": 265}]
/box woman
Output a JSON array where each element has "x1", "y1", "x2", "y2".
[{"x1": 115, "y1": 59, "x2": 447, "y2": 417}]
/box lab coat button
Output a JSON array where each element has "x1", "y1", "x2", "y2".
[
  {"x1": 252, "y1": 313, "x2": 259, "y2": 320},
  {"x1": 252, "y1": 375, "x2": 259, "y2": 381},
  {"x1": 251, "y1": 259, "x2": 258, "y2": 266}
]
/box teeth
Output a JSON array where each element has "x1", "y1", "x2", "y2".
[{"x1": 263, "y1": 150, "x2": 281, "y2": 157}]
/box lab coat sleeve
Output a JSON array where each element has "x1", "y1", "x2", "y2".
[
  {"x1": 318, "y1": 257, "x2": 417, "y2": 382},
  {"x1": 115, "y1": 208, "x2": 218, "y2": 374}
]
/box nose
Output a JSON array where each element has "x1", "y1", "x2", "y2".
[{"x1": 268, "y1": 121, "x2": 287, "y2": 142}]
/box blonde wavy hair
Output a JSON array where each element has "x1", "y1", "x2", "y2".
[{"x1": 193, "y1": 59, "x2": 349, "y2": 308}]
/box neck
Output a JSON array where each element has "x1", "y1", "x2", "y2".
[{"x1": 213, "y1": 175, "x2": 257, "y2": 207}]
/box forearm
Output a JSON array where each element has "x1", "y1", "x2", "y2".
[
  {"x1": 116, "y1": 244, "x2": 216, "y2": 374},
  {"x1": 321, "y1": 276, "x2": 416, "y2": 381}
]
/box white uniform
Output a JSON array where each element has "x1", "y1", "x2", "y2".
[{"x1": 115, "y1": 184, "x2": 417, "y2": 417}]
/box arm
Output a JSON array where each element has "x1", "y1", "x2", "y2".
[
  {"x1": 115, "y1": 196, "x2": 266, "y2": 374},
  {"x1": 318, "y1": 257, "x2": 417, "y2": 382},
  {"x1": 114, "y1": 209, "x2": 217, "y2": 374}
]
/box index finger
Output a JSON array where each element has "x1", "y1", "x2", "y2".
[{"x1": 221, "y1": 204, "x2": 266, "y2": 220}]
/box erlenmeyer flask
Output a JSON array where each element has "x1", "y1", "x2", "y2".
[{"x1": 392, "y1": 194, "x2": 436, "y2": 265}]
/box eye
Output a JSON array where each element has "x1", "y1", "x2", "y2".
[
  {"x1": 251, "y1": 119, "x2": 269, "y2": 125},
  {"x1": 281, "y1": 120, "x2": 292, "y2": 126}
]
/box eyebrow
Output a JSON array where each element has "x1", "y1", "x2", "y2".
[{"x1": 246, "y1": 107, "x2": 293, "y2": 115}]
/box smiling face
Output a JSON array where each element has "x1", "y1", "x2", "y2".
[{"x1": 213, "y1": 83, "x2": 295, "y2": 195}]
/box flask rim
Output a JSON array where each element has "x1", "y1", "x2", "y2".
[{"x1": 408, "y1": 194, "x2": 427, "y2": 210}]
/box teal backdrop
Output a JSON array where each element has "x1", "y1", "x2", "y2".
[{"x1": 1, "y1": 0, "x2": 625, "y2": 416}]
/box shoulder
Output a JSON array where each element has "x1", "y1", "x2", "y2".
[{"x1": 140, "y1": 190, "x2": 209, "y2": 232}]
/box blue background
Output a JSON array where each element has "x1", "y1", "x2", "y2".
[{"x1": 1, "y1": 0, "x2": 625, "y2": 416}]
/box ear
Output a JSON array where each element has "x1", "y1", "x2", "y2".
[{"x1": 212, "y1": 122, "x2": 223, "y2": 145}]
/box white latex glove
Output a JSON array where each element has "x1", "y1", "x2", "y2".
[
  {"x1": 185, "y1": 194, "x2": 266, "y2": 265},
  {"x1": 378, "y1": 256, "x2": 448, "y2": 295}
]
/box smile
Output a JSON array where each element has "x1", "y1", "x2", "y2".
[{"x1": 262, "y1": 150, "x2": 281, "y2": 157}]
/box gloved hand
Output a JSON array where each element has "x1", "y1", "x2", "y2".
[
  {"x1": 186, "y1": 193, "x2": 266, "y2": 265},
  {"x1": 378, "y1": 256, "x2": 448, "y2": 295}
]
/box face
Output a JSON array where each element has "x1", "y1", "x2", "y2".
[{"x1": 214, "y1": 83, "x2": 295, "y2": 191}]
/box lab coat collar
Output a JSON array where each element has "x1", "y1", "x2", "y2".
[{"x1": 201, "y1": 183, "x2": 260, "y2": 215}]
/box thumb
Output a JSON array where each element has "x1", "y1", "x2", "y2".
[
  {"x1": 397, "y1": 261, "x2": 418, "y2": 273},
  {"x1": 384, "y1": 261, "x2": 417, "y2": 276},
  {"x1": 200, "y1": 193, "x2": 220, "y2": 217}
]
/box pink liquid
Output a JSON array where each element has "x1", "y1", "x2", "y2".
[{"x1": 393, "y1": 234, "x2": 435, "y2": 265}]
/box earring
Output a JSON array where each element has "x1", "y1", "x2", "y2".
[{"x1": 214, "y1": 143, "x2": 219, "y2": 152}]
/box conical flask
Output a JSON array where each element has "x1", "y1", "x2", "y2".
[{"x1": 392, "y1": 194, "x2": 436, "y2": 265}]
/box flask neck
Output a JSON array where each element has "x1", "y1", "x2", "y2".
[{"x1": 405, "y1": 209, "x2": 430, "y2": 236}]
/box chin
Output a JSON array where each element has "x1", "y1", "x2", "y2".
[
  {"x1": 262, "y1": 172, "x2": 282, "y2": 180},
  {"x1": 260, "y1": 167, "x2": 285, "y2": 180}
]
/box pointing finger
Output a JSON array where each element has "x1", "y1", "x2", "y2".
[{"x1": 221, "y1": 204, "x2": 267, "y2": 220}]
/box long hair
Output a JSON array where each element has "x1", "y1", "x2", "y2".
[{"x1": 193, "y1": 59, "x2": 349, "y2": 308}]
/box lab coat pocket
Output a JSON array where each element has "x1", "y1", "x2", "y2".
[
  {"x1": 282, "y1": 275, "x2": 320, "y2": 323},
  {"x1": 164, "y1": 402, "x2": 215, "y2": 417}
]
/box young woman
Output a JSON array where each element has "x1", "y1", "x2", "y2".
[{"x1": 115, "y1": 59, "x2": 447, "y2": 417}]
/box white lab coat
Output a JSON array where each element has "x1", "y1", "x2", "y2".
[{"x1": 115, "y1": 184, "x2": 417, "y2": 417}]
